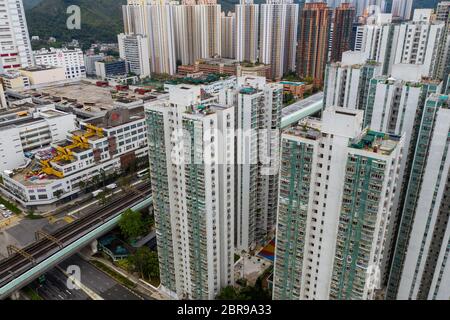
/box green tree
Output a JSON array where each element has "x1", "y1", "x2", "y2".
[
  {"x1": 78, "y1": 180, "x2": 87, "y2": 192},
  {"x1": 91, "y1": 175, "x2": 101, "y2": 189},
  {"x1": 303, "y1": 76, "x2": 314, "y2": 85},
  {"x1": 216, "y1": 286, "x2": 242, "y2": 300},
  {"x1": 239, "y1": 276, "x2": 271, "y2": 300},
  {"x1": 118, "y1": 209, "x2": 146, "y2": 240},
  {"x1": 129, "y1": 247, "x2": 160, "y2": 282},
  {"x1": 95, "y1": 191, "x2": 107, "y2": 205},
  {"x1": 283, "y1": 92, "x2": 295, "y2": 105},
  {"x1": 216, "y1": 276, "x2": 271, "y2": 300},
  {"x1": 118, "y1": 175, "x2": 132, "y2": 193}
]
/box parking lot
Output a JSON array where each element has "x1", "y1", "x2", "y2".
[
  {"x1": 0, "y1": 204, "x2": 13, "y2": 219},
  {"x1": 0, "y1": 204, "x2": 18, "y2": 229}
]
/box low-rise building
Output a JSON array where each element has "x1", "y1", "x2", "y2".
[
  {"x1": 0, "y1": 103, "x2": 76, "y2": 172},
  {"x1": 84, "y1": 54, "x2": 104, "y2": 76},
  {"x1": 33, "y1": 47, "x2": 86, "y2": 80},
  {"x1": 0, "y1": 108, "x2": 147, "y2": 210},
  {"x1": 279, "y1": 81, "x2": 314, "y2": 99},
  {"x1": 95, "y1": 58, "x2": 128, "y2": 80},
  {"x1": 0, "y1": 70, "x2": 30, "y2": 90},
  {"x1": 178, "y1": 58, "x2": 270, "y2": 79},
  {"x1": 19, "y1": 65, "x2": 66, "y2": 86}
]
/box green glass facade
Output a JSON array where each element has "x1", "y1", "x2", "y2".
[
  {"x1": 146, "y1": 109, "x2": 176, "y2": 293},
  {"x1": 273, "y1": 138, "x2": 314, "y2": 300},
  {"x1": 386, "y1": 96, "x2": 447, "y2": 299},
  {"x1": 183, "y1": 118, "x2": 209, "y2": 299},
  {"x1": 330, "y1": 155, "x2": 387, "y2": 300}
]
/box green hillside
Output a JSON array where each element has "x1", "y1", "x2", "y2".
[{"x1": 25, "y1": 0, "x2": 125, "y2": 47}]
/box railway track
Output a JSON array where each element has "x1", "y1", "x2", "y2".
[{"x1": 0, "y1": 182, "x2": 151, "y2": 288}]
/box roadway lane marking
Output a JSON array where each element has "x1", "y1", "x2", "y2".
[
  {"x1": 56, "y1": 266, "x2": 104, "y2": 300},
  {"x1": 87, "y1": 258, "x2": 145, "y2": 300}
]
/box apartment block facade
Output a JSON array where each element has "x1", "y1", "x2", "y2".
[
  {"x1": 145, "y1": 84, "x2": 234, "y2": 299},
  {"x1": 273, "y1": 107, "x2": 403, "y2": 300},
  {"x1": 387, "y1": 94, "x2": 450, "y2": 300},
  {"x1": 260, "y1": 0, "x2": 298, "y2": 80},
  {"x1": 122, "y1": 0, "x2": 177, "y2": 75},
  {"x1": 297, "y1": 2, "x2": 332, "y2": 86},
  {"x1": 235, "y1": 0, "x2": 259, "y2": 64},
  {"x1": 330, "y1": 3, "x2": 355, "y2": 63},
  {"x1": 221, "y1": 11, "x2": 236, "y2": 59},
  {"x1": 232, "y1": 77, "x2": 282, "y2": 250},
  {"x1": 174, "y1": 0, "x2": 222, "y2": 65},
  {"x1": 434, "y1": 1, "x2": 450, "y2": 89},
  {"x1": 0, "y1": 0, "x2": 33, "y2": 71},
  {"x1": 117, "y1": 33, "x2": 151, "y2": 77},
  {"x1": 356, "y1": 10, "x2": 446, "y2": 77},
  {"x1": 324, "y1": 51, "x2": 382, "y2": 111}
]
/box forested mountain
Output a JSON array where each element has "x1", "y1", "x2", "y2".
[{"x1": 24, "y1": 0, "x2": 126, "y2": 46}]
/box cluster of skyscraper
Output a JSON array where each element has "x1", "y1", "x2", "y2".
[
  {"x1": 119, "y1": 0, "x2": 361, "y2": 82},
  {"x1": 273, "y1": 5, "x2": 450, "y2": 300},
  {"x1": 144, "y1": 1, "x2": 450, "y2": 300},
  {"x1": 146, "y1": 76, "x2": 283, "y2": 299}
]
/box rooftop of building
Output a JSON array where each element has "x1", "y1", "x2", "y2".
[
  {"x1": 83, "y1": 107, "x2": 145, "y2": 129},
  {"x1": 284, "y1": 117, "x2": 322, "y2": 141},
  {"x1": 33, "y1": 47, "x2": 82, "y2": 55},
  {"x1": 284, "y1": 118, "x2": 401, "y2": 156},
  {"x1": 0, "y1": 70, "x2": 25, "y2": 79},
  {"x1": 18, "y1": 81, "x2": 148, "y2": 115},
  {"x1": 166, "y1": 73, "x2": 228, "y2": 86},
  {"x1": 239, "y1": 87, "x2": 260, "y2": 95},
  {"x1": 427, "y1": 94, "x2": 450, "y2": 107},
  {"x1": 349, "y1": 129, "x2": 402, "y2": 156},
  {"x1": 373, "y1": 74, "x2": 442, "y2": 87},
  {"x1": 183, "y1": 103, "x2": 231, "y2": 118},
  {"x1": 332, "y1": 59, "x2": 380, "y2": 68},
  {"x1": 190, "y1": 58, "x2": 269, "y2": 69},
  {"x1": 7, "y1": 155, "x2": 60, "y2": 186},
  {"x1": 22, "y1": 82, "x2": 114, "y2": 111},
  {"x1": 21, "y1": 65, "x2": 61, "y2": 72},
  {"x1": 97, "y1": 57, "x2": 125, "y2": 64},
  {"x1": 197, "y1": 57, "x2": 239, "y2": 66},
  {"x1": 0, "y1": 103, "x2": 67, "y2": 130}
]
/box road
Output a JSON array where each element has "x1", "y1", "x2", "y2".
[
  {"x1": 26, "y1": 254, "x2": 146, "y2": 300},
  {"x1": 58, "y1": 255, "x2": 144, "y2": 300},
  {"x1": 28, "y1": 266, "x2": 90, "y2": 300}
]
